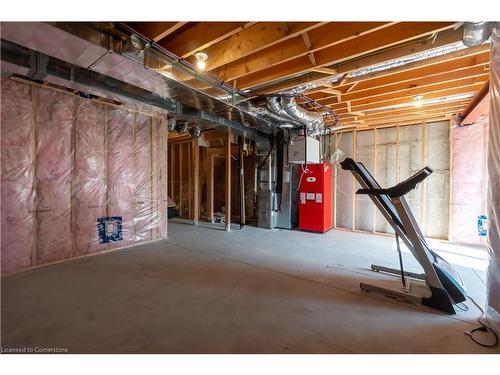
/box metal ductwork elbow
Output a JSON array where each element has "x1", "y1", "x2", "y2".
[
  {"x1": 463, "y1": 22, "x2": 494, "y2": 47},
  {"x1": 280, "y1": 97, "x2": 324, "y2": 135}
]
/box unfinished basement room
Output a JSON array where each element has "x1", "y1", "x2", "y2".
[{"x1": 1, "y1": 2, "x2": 500, "y2": 369}]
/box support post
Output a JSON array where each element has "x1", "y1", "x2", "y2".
[
  {"x1": 225, "y1": 130, "x2": 232, "y2": 231},
  {"x1": 192, "y1": 138, "x2": 200, "y2": 225},
  {"x1": 179, "y1": 143, "x2": 183, "y2": 217},
  {"x1": 239, "y1": 136, "x2": 245, "y2": 229},
  {"x1": 333, "y1": 132, "x2": 337, "y2": 229},
  {"x1": 188, "y1": 142, "x2": 192, "y2": 219},
  {"x1": 208, "y1": 154, "x2": 214, "y2": 222}
]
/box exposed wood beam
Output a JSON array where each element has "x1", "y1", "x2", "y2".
[
  {"x1": 302, "y1": 32, "x2": 312, "y2": 50},
  {"x1": 459, "y1": 79, "x2": 490, "y2": 125},
  {"x1": 318, "y1": 50, "x2": 489, "y2": 99},
  {"x1": 216, "y1": 22, "x2": 392, "y2": 82},
  {"x1": 301, "y1": 54, "x2": 488, "y2": 103},
  {"x1": 339, "y1": 104, "x2": 467, "y2": 125},
  {"x1": 333, "y1": 83, "x2": 484, "y2": 113},
  {"x1": 325, "y1": 73, "x2": 489, "y2": 108},
  {"x1": 308, "y1": 52, "x2": 317, "y2": 66},
  {"x1": 310, "y1": 67, "x2": 338, "y2": 75},
  {"x1": 196, "y1": 22, "x2": 324, "y2": 71},
  {"x1": 159, "y1": 22, "x2": 254, "y2": 58},
  {"x1": 345, "y1": 82, "x2": 358, "y2": 93},
  {"x1": 337, "y1": 43, "x2": 490, "y2": 88},
  {"x1": 259, "y1": 27, "x2": 464, "y2": 94},
  {"x1": 320, "y1": 88, "x2": 342, "y2": 96},
  {"x1": 337, "y1": 100, "x2": 469, "y2": 120},
  {"x1": 126, "y1": 22, "x2": 188, "y2": 42},
  {"x1": 236, "y1": 22, "x2": 455, "y2": 89}
]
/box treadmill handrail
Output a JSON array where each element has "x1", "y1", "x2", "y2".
[{"x1": 357, "y1": 167, "x2": 433, "y2": 198}]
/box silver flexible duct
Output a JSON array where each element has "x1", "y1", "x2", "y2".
[
  {"x1": 266, "y1": 97, "x2": 301, "y2": 124},
  {"x1": 247, "y1": 103, "x2": 297, "y2": 129},
  {"x1": 281, "y1": 97, "x2": 324, "y2": 135}
]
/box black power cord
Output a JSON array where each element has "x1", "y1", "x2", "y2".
[{"x1": 464, "y1": 295, "x2": 499, "y2": 349}]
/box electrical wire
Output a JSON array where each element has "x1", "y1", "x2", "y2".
[
  {"x1": 296, "y1": 163, "x2": 309, "y2": 192},
  {"x1": 257, "y1": 139, "x2": 274, "y2": 170},
  {"x1": 464, "y1": 295, "x2": 498, "y2": 348}
]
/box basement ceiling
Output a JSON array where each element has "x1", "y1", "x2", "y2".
[{"x1": 123, "y1": 21, "x2": 490, "y2": 129}]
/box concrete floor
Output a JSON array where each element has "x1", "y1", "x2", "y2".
[{"x1": 1, "y1": 221, "x2": 498, "y2": 353}]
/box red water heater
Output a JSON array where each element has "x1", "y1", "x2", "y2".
[{"x1": 298, "y1": 163, "x2": 332, "y2": 233}]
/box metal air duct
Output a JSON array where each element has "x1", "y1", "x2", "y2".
[
  {"x1": 266, "y1": 97, "x2": 301, "y2": 125},
  {"x1": 281, "y1": 97, "x2": 324, "y2": 135},
  {"x1": 463, "y1": 22, "x2": 494, "y2": 47}
]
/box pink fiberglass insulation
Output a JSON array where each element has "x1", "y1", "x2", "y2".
[
  {"x1": 1, "y1": 79, "x2": 168, "y2": 274},
  {"x1": 133, "y1": 113, "x2": 153, "y2": 241},
  {"x1": 34, "y1": 87, "x2": 74, "y2": 264},
  {"x1": 450, "y1": 116, "x2": 488, "y2": 245},
  {"x1": 1, "y1": 79, "x2": 35, "y2": 273},
  {"x1": 156, "y1": 118, "x2": 167, "y2": 239},
  {"x1": 107, "y1": 107, "x2": 135, "y2": 249},
  {"x1": 73, "y1": 99, "x2": 106, "y2": 255}
]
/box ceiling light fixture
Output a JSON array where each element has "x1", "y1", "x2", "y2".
[
  {"x1": 194, "y1": 51, "x2": 208, "y2": 71},
  {"x1": 413, "y1": 95, "x2": 424, "y2": 107}
]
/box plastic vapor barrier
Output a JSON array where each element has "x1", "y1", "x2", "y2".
[
  {"x1": 487, "y1": 28, "x2": 500, "y2": 334},
  {"x1": 450, "y1": 115, "x2": 488, "y2": 246},
  {"x1": 1, "y1": 78, "x2": 168, "y2": 274}
]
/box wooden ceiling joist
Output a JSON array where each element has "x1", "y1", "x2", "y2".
[
  {"x1": 123, "y1": 21, "x2": 489, "y2": 130},
  {"x1": 337, "y1": 104, "x2": 467, "y2": 124},
  {"x1": 306, "y1": 50, "x2": 490, "y2": 101},
  {"x1": 258, "y1": 27, "x2": 465, "y2": 94},
  {"x1": 191, "y1": 22, "x2": 325, "y2": 72},
  {"x1": 215, "y1": 22, "x2": 392, "y2": 83},
  {"x1": 337, "y1": 100, "x2": 469, "y2": 120},
  {"x1": 316, "y1": 67, "x2": 489, "y2": 108},
  {"x1": 235, "y1": 22, "x2": 456, "y2": 89},
  {"x1": 326, "y1": 75, "x2": 488, "y2": 109},
  {"x1": 159, "y1": 22, "x2": 254, "y2": 58},
  {"x1": 125, "y1": 22, "x2": 188, "y2": 42},
  {"x1": 333, "y1": 83, "x2": 484, "y2": 114}
]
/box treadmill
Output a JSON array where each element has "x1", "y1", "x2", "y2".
[{"x1": 340, "y1": 158, "x2": 466, "y2": 314}]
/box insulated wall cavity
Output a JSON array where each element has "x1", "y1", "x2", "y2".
[
  {"x1": 1, "y1": 79, "x2": 35, "y2": 273},
  {"x1": 354, "y1": 130, "x2": 374, "y2": 231},
  {"x1": 450, "y1": 116, "x2": 488, "y2": 245},
  {"x1": 73, "y1": 100, "x2": 106, "y2": 255},
  {"x1": 375, "y1": 127, "x2": 397, "y2": 233},
  {"x1": 34, "y1": 88, "x2": 74, "y2": 264},
  {"x1": 333, "y1": 121, "x2": 450, "y2": 239},
  {"x1": 399, "y1": 124, "x2": 423, "y2": 229},
  {"x1": 133, "y1": 113, "x2": 153, "y2": 241},
  {"x1": 107, "y1": 108, "x2": 135, "y2": 249},
  {"x1": 423, "y1": 121, "x2": 450, "y2": 239},
  {"x1": 0, "y1": 78, "x2": 168, "y2": 274},
  {"x1": 335, "y1": 132, "x2": 353, "y2": 229}
]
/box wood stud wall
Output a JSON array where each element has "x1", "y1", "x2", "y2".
[
  {"x1": 330, "y1": 120, "x2": 449, "y2": 239},
  {"x1": 168, "y1": 132, "x2": 236, "y2": 228},
  {"x1": 6, "y1": 79, "x2": 170, "y2": 272}
]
